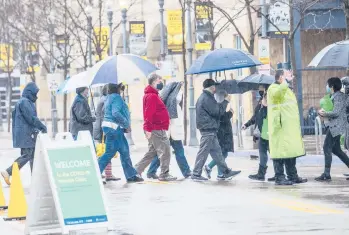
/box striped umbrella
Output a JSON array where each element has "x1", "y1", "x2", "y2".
[{"x1": 308, "y1": 40, "x2": 349, "y2": 69}]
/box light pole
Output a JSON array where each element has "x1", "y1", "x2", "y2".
[
  {"x1": 120, "y1": 0, "x2": 134, "y2": 145},
  {"x1": 107, "y1": 0, "x2": 114, "y2": 56},
  {"x1": 48, "y1": 10, "x2": 58, "y2": 138},
  {"x1": 158, "y1": 0, "x2": 165, "y2": 60},
  {"x1": 186, "y1": 0, "x2": 198, "y2": 146}
]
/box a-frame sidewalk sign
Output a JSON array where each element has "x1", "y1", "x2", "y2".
[{"x1": 25, "y1": 131, "x2": 110, "y2": 235}]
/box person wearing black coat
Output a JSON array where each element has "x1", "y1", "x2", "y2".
[{"x1": 204, "y1": 97, "x2": 234, "y2": 177}]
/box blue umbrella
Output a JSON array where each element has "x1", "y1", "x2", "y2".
[{"x1": 186, "y1": 48, "x2": 262, "y2": 75}]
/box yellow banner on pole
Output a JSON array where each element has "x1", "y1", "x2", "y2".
[
  {"x1": 0, "y1": 44, "x2": 13, "y2": 72},
  {"x1": 25, "y1": 43, "x2": 40, "y2": 73},
  {"x1": 94, "y1": 27, "x2": 109, "y2": 62},
  {"x1": 194, "y1": 2, "x2": 213, "y2": 51},
  {"x1": 167, "y1": 10, "x2": 183, "y2": 54}
]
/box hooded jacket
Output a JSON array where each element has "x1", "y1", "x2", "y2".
[
  {"x1": 143, "y1": 85, "x2": 170, "y2": 132},
  {"x1": 69, "y1": 92, "x2": 95, "y2": 136},
  {"x1": 267, "y1": 82, "x2": 305, "y2": 159},
  {"x1": 12, "y1": 82, "x2": 47, "y2": 148}
]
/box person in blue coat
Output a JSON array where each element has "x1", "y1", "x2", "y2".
[
  {"x1": 98, "y1": 83, "x2": 143, "y2": 183},
  {"x1": 1, "y1": 82, "x2": 47, "y2": 185}
]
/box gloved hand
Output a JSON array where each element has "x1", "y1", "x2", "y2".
[
  {"x1": 41, "y1": 125, "x2": 48, "y2": 134},
  {"x1": 91, "y1": 116, "x2": 97, "y2": 122}
]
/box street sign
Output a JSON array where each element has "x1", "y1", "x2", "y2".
[
  {"x1": 47, "y1": 73, "x2": 62, "y2": 92},
  {"x1": 25, "y1": 131, "x2": 110, "y2": 235}
]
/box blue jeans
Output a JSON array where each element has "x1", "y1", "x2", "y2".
[
  {"x1": 207, "y1": 151, "x2": 228, "y2": 176},
  {"x1": 98, "y1": 127, "x2": 137, "y2": 180},
  {"x1": 147, "y1": 139, "x2": 191, "y2": 177}
]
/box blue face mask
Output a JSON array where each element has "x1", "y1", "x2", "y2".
[{"x1": 326, "y1": 85, "x2": 331, "y2": 94}]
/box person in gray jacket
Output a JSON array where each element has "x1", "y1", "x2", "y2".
[
  {"x1": 70, "y1": 87, "x2": 96, "y2": 140},
  {"x1": 316, "y1": 77, "x2": 349, "y2": 181},
  {"x1": 192, "y1": 79, "x2": 241, "y2": 181}
]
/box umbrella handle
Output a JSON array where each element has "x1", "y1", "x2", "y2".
[{"x1": 89, "y1": 86, "x2": 96, "y2": 113}]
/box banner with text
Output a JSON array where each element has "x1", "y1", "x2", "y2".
[
  {"x1": 194, "y1": 2, "x2": 213, "y2": 51},
  {"x1": 167, "y1": 10, "x2": 183, "y2": 54},
  {"x1": 24, "y1": 42, "x2": 40, "y2": 73},
  {"x1": 94, "y1": 27, "x2": 109, "y2": 61},
  {"x1": 129, "y1": 21, "x2": 147, "y2": 57},
  {"x1": 0, "y1": 44, "x2": 14, "y2": 72}
]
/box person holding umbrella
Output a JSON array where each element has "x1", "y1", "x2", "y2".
[
  {"x1": 316, "y1": 77, "x2": 349, "y2": 181},
  {"x1": 204, "y1": 91, "x2": 235, "y2": 179},
  {"x1": 70, "y1": 87, "x2": 96, "y2": 140},
  {"x1": 192, "y1": 79, "x2": 241, "y2": 181},
  {"x1": 267, "y1": 70, "x2": 307, "y2": 185},
  {"x1": 94, "y1": 84, "x2": 120, "y2": 182},
  {"x1": 98, "y1": 83, "x2": 143, "y2": 183}
]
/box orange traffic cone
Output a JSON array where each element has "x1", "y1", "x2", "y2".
[
  {"x1": 4, "y1": 163, "x2": 27, "y2": 221},
  {"x1": 0, "y1": 182, "x2": 7, "y2": 210}
]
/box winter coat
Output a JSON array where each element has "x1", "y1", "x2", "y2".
[
  {"x1": 244, "y1": 103, "x2": 262, "y2": 128},
  {"x1": 143, "y1": 85, "x2": 170, "y2": 132},
  {"x1": 160, "y1": 82, "x2": 182, "y2": 119},
  {"x1": 12, "y1": 82, "x2": 47, "y2": 148},
  {"x1": 217, "y1": 111, "x2": 234, "y2": 153},
  {"x1": 267, "y1": 82, "x2": 305, "y2": 159},
  {"x1": 322, "y1": 91, "x2": 348, "y2": 137},
  {"x1": 69, "y1": 94, "x2": 95, "y2": 136},
  {"x1": 93, "y1": 95, "x2": 107, "y2": 141},
  {"x1": 196, "y1": 90, "x2": 229, "y2": 133},
  {"x1": 104, "y1": 93, "x2": 130, "y2": 129}
]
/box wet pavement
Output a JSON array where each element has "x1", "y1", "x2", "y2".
[{"x1": 1, "y1": 132, "x2": 349, "y2": 234}]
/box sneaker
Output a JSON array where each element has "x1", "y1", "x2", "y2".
[
  {"x1": 203, "y1": 165, "x2": 212, "y2": 179},
  {"x1": 101, "y1": 175, "x2": 106, "y2": 179},
  {"x1": 1, "y1": 171, "x2": 11, "y2": 186},
  {"x1": 315, "y1": 173, "x2": 331, "y2": 182},
  {"x1": 220, "y1": 170, "x2": 241, "y2": 180},
  {"x1": 191, "y1": 175, "x2": 208, "y2": 181},
  {"x1": 103, "y1": 180, "x2": 107, "y2": 185},
  {"x1": 268, "y1": 176, "x2": 276, "y2": 182},
  {"x1": 127, "y1": 175, "x2": 144, "y2": 183},
  {"x1": 159, "y1": 174, "x2": 177, "y2": 182},
  {"x1": 147, "y1": 174, "x2": 159, "y2": 180},
  {"x1": 343, "y1": 173, "x2": 349, "y2": 177},
  {"x1": 106, "y1": 175, "x2": 121, "y2": 182},
  {"x1": 184, "y1": 172, "x2": 192, "y2": 179}
]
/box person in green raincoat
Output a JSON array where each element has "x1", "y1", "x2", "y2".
[{"x1": 267, "y1": 70, "x2": 307, "y2": 185}]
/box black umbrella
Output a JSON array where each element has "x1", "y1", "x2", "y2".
[
  {"x1": 308, "y1": 40, "x2": 349, "y2": 69},
  {"x1": 237, "y1": 74, "x2": 275, "y2": 93}
]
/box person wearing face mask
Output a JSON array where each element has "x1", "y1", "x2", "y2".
[
  {"x1": 146, "y1": 81, "x2": 192, "y2": 179},
  {"x1": 267, "y1": 70, "x2": 307, "y2": 186},
  {"x1": 1, "y1": 82, "x2": 47, "y2": 185},
  {"x1": 98, "y1": 83, "x2": 143, "y2": 183},
  {"x1": 316, "y1": 77, "x2": 349, "y2": 181},
  {"x1": 247, "y1": 91, "x2": 276, "y2": 181},
  {"x1": 135, "y1": 74, "x2": 177, "y2": 181},
  {"x1": 192, "y1": 78, "x2": 241, "y2": 181},
  {"x1": 69, "y1": 87, "x2": 96, "y2": 140}
]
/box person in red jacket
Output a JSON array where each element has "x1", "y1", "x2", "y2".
[{"x1": 135, "y1": 74, "x2": 177, "y2": 181}]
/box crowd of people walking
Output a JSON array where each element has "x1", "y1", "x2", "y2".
[{"x1": 2, "y1": 70, "x2": 349, "y2": 186}]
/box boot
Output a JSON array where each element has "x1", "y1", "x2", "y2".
[
  {"x1": 249, "y1": 165, "x2": 267, "y2": 181},
  {"x1": 275, "y1": 176, "x2": 293, "y2": 186},
  {"x1": 267, "y1": 176, "x2": 276, "y2": 182}
]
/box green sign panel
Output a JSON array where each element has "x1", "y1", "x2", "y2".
[{"x1": 47, "y1": 146, "x2": 107, "y2": 225}]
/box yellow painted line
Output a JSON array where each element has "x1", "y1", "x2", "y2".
[
  {"x1": 267, "y1": 199, "x2": 344, "y2": 214},
  {"x1": 143, "y1": 181, "x2": 177, "y2": 185}
]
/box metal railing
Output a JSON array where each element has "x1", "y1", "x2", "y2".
[
  {"x1": 237, "y1": 105, "x2": 244, "y2": 148},
  {"x1": 314, "y1": 116, "x2": 323, "y2": 155}
]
